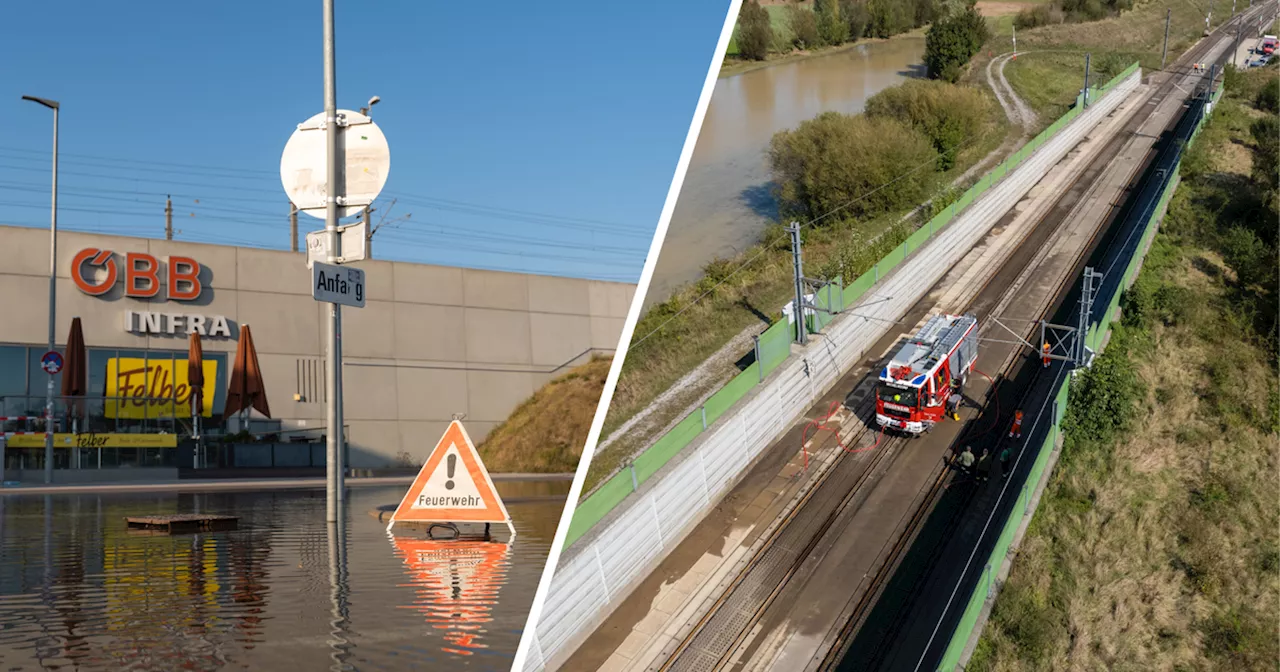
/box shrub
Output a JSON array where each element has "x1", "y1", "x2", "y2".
[
  {"x1": 1256, "y1": 76, "x2": 1279, "y2": 113},
  {"x1": 865, "y1": 79, "x2": 992, "y2": 170},
  {"x1": 737, "y1": 0, "x2": 774, "y2": 61},
  {"x1": 924, "y1": 5, "x2": 989, "y2": 82},
  {"x1": 787, "y1": 2, "x2": 822, "y2": 49},
  {"x1": 1014, "y1": 5, "x2": 1052, "y2": 30},
  {"x1": 1250, "y1": 116, "x2": 1279, "y2": 213},
  {"x1": 769, "y1": 112, "x2": 938, "y2": 220},
  {"x1": 1063, "y1": 338, "x2": 1143, "y2": 446}
]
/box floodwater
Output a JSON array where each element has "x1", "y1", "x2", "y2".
[
  {"x1": 645, "y1": 37, "x2": 926, "y2": 306},
  {"x1": 0, "y1": 480, "x2": 568, "y2": 671}
]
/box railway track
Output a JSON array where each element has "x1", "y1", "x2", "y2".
[{"x1": 652, "y1": 7, "x2": 1270, "y2": 670}]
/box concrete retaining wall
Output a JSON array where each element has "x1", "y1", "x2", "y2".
[{"x1": 522, "y1": 70, "x2": 1142, "y2": 671}]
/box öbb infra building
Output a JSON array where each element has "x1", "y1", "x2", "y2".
[{"x1": 0, "y1": 224, "x2": 632, "y2": 481}]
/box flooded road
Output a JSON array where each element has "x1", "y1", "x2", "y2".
[
  {"x1": 646, "y1": 38, "x2": 926, "y2": 306},
  {"x1": 0, "y1": 480, "x2": 567, "y2": 671}
]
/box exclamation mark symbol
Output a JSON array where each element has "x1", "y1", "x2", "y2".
[{"x1": 445, "y1": 454, "x2": 456, "y2": 490}]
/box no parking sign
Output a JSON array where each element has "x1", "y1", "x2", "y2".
[{"x1": 40, "y1": 351, "x2": 63, "y2": 375}]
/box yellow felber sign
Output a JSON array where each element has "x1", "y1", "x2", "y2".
[
  {"x1": 106, "y1": 358, "x2": 218, "y2": 419},
  {"x1": 7, "y1": 433, "x2": 178, "y2": 448}
]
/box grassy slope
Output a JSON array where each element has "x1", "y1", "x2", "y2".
[
  {"x1": 476, "y1": 356, "x2": 610, "y2": 474},
  {"x1": 969, "y1": 65, "x2": 1279, "y2": 670},
  {"x1": 999, "y1": 0, "x2": 1254, "y2": 120}
]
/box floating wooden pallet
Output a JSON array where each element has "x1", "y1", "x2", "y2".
[{"x1": 125, "y1": 514, "x2": 239, "y2": 534}]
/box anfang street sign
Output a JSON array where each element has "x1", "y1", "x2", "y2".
[{"x1": 312, "y1": 260, "x2": 366, "y2": 308}]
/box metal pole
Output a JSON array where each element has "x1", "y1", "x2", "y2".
[
  {"x1": 1207, "y1": 0, "x2": 1214, "y2": 34},
  {"x1": 1083, "y1": 53, "x2": 1091, "y2": 108},
  {"x1": 323, "y1": 0, "x2": 346, "y2": 523},
  {"x1": 363, "y1": 205, "x2": 372, "y2": 259},
  {"x1": 290, "y1": 203, "x2": 299, "y2": 252},
  {"x1": 788, "y1": 222, "x2": 807, "y2": 345},
  {"x1": 1162, "y1": 9, "x2": 1172, "y2": 69},
  {"x1": 40, "y1": 105, "x2": 59, "y2": 485},
  {"x1": 165, "y1": 196, "x2": 173, "y2": 240},
  {"x1": 1233, "y1": 16, "x2": 1244, "y2": 66}
]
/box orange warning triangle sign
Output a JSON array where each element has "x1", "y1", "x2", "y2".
[{"x1": 388, "y1": 420, "x2": 510, "y2": 525}]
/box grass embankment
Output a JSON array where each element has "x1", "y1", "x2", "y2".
[
  {"x1": 476, "y1": 356, "x2": 610, "y2": 474},
  {"x1": 587, "y1": 81, "x2": 1008, "y2": 492},
  {"x1": 969, "y1": 64, "x2": 1279, "y2": 670},
  {"x1": 995, "y1": 0, "x2": 1259, "y2": 120}
]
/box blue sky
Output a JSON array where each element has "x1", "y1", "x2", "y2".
[{"x1": 3, "y1": 1, "x2": 730, "y2": 283}]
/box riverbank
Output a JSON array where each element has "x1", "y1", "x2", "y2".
[
  {"x1": 969, "y1": 62, "x2": 1279, "y2": 670},
  {"x1": 720, "y1": 28, "x2": 927, "y2": 78},
  {"x1": 0, "y1": 472, "x2": 575, "y2": 496}
]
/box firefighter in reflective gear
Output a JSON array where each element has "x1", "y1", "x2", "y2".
[
  {"x1": 957, "y1": 446, "x2": 976, "y2": 475},
  {"x1": 947, "y1": 390, "x2": 963, "y2": 421},
  {"x1": 1009, "y1": 410, "x2": 1024, "y2": 438},
  {"x1": 1042, "y1": 342, "x2": 1051, "y2": 367}
]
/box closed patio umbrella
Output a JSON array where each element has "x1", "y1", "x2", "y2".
[
  {"x1": 187, "y1": 331, "x2": 204, "y2": 438},
  {"x1": 60, "y1": 317, "x2": 86, "y2": 433},
  {"x1": 223, "y1": 324, "x2": 271, "y2": 428}
]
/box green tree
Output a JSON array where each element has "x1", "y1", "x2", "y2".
[
  {"x1": 788, "y1": 2, "x2": 822, "y2": 49},
  {"x1": 912, "y1": 0, "x2": 939, "y2": 27},
  {"x1": 924, "y1": 5, "x2": 989, "y2": 82},
  {"x1": 737, "y1": 0, "x2": 774, "y2": 61},
  {"x1": 867, "y1": 0, "x2": 911, "y2": 37},
  {"x1": 839, "y1": 0, "x2": 870, "y2": 39},
  {"x1": 816, "y1": 0, "x2": 849, "y2": 45},
  {"x1": 769, "y1": 112, "x2": 938, "y2": 220}
]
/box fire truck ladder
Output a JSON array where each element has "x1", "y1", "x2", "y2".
[{"x1": 985, "y1": 267, "x2": 1104, "y2": 369}]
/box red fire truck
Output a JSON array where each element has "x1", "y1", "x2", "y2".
[{"x1": 875, "y1": 313, "x2": 979, "y2": 435}]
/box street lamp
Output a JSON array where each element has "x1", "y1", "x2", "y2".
[
  {"x1": 22, "y1": 95, "x2": 59, "y2": 485},
  {"x1": 359, "y1": 95, "x2": 380, "y2": 117}
]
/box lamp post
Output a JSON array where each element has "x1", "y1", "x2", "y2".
[{"x1": 21, "y1": 95, "x2": 59, "y2": 485}]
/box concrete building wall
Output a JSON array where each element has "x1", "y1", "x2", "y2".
[{"x1": 0, "y1": 225, "x2": 634, "y2": 467}]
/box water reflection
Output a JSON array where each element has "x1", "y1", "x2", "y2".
[
  {"x1": 0, "y1": 485, "x2": 560, "y2": 671},
  {"x1": 646, "y1": 38, "x2": 927, "y2": 305},
  {"x1": 391, "y1": 537, "x2": 511, "y2": 657}
]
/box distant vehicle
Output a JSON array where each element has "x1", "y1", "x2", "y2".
[
  {"x1": 1262, "y1": 35, "x2": 1278, "y2": 55},
  {"x1": 875, "y1": 313, "x2": 978, "y2": 436}
]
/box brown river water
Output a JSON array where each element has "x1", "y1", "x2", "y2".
[
  {"x1": 0, "y1": 480, "x2": 568, "y2": 671},
  {"x1": 645, "y1": 37, "x2": 926, "y2": 306}
]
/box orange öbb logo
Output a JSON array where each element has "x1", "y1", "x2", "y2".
[{"x1": 72, "y1": 248, "x2": 202, "y2": 301}]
